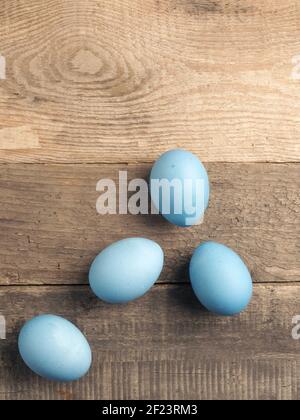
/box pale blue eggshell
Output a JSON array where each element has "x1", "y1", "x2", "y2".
[
  {"x1": 190, "y1": 242, "x2": 253, "y2": 316},
  {"x1": 150, "y1": 149, "x2": 210, "y2": 227},
  {"x1": 18, "y1": 315, "x2": 92, "y2": 382},
  {"x1": 89, "y1": 238, "x2": 164, "y2": 303}
]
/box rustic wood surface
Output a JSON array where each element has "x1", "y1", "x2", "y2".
[
  {"x1": 0, "y1": 285, "x2": 299, "y2": 400},
  {"x1": 0, "y1": 0, "x2": 300, "y2": 163},
  {"x1": 0, "y1": 163, "x2": 299, "y2": 285},
  {"x1": 0, "y1": 0, "x2": 299, "y2": 401}
]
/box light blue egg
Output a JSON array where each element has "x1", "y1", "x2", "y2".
[
  {"x1": 150, "y1": 149, "x2": 210, "y2": 227},
  {"x1": 18, "y1": 315, "x2": 92, "y2": 382},
  {"x1": 89, "y1": 238, "x2": 164, "y2": 303},
  {"x1": 190, "y1": 242, "x2": 253, "y2": 316}
]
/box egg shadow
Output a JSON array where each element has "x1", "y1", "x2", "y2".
[
  {"x1": 166, "y1": 261, "x2": 210, "y2": 317},
  {"x1": 3, "y1": 320, "x2": 40, "y2": 394}
]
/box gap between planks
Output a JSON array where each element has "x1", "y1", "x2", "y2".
[
  {"x1": 0, "y1": 282, "x2": 299, "y2": 288},
  {"x1": 0, "y1": 161, "x2": 299, "y2": 166}
]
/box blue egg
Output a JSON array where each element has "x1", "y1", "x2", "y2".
[
  {"x1": 89, "y1": 238, "x2": 164, "y2": 303},
  {"x1": 150, "y1": 149, "x2": 210, "y2": 227},
  {"x1": 190, "y1": 242, "x2": 253, "y2": 316},
  {"x1": 18, "y1": 315, "x2": 92, "y2": 382}
]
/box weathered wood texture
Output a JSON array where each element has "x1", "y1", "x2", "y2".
[
  {"x1": 0, "y1": 0, "x2": 300, "y2": 163},
  {"x1": 0, "y1": 284, "x2": 299, "y2": 400},
  {"x1": 0, "y1": 0, "x2": 299, "y2": 402},
  {"x1": 0, "y1": 163, "x2": 299, "y2": 285}
]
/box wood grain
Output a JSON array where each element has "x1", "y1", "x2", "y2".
[
  {"x1": 0, "y1": 0, "x2": 300, "y2": 163},
  {"x1": 0, "y1": 0, "x2": 299, "y2": 401},
  {"x1": 0, "y1": 284, "x2": 299, "y2": 400},
  {"x1": 0, "y1": 163, "x2": 298, "y2": 285}
]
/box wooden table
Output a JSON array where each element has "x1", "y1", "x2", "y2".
[{"x1": 0, "y1": 0, "x2": 299, "y2": 400}]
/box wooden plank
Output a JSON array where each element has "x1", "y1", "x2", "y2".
[
  {"x1": 0, "y1": 284, "x2": 299, "y2": 400},
  {"x1": 0, "y1": 163, "x2": 298, "y2": 285},
  {"x1": 0, "y1": 0, "x2": 300, "y2": 163}
]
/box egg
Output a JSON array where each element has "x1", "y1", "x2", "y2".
[
  {"x1": 18, "y1": 315, "x2": 92, "y2": 382},
  {"x1": 89, "y1": 238, "x2": 164, "y2": 303},
  {"x1": 190, "y1": 242, "x2": 253, "y2": 316},
  {"x1": 150, "y1": 149, "x2": 210, "y2": 227}
]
